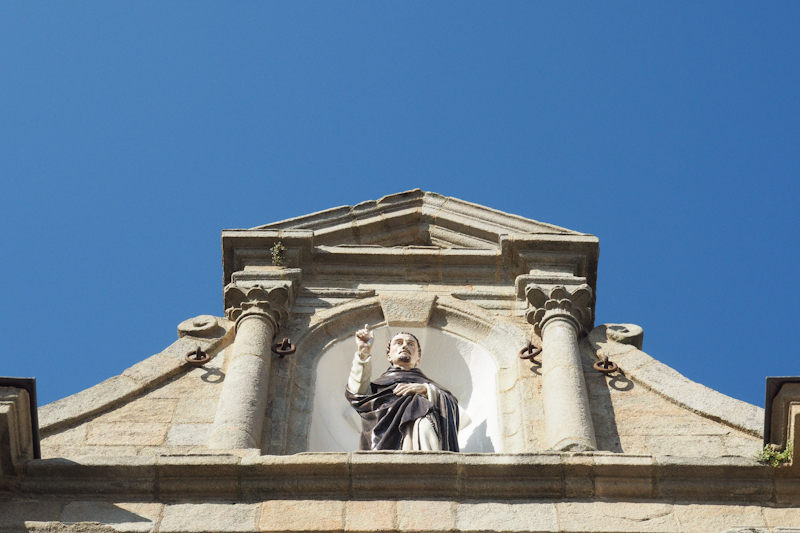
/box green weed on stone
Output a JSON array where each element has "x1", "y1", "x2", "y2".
[{"x1": 756, "y1": 442, "x2": 793, "y2": 467}]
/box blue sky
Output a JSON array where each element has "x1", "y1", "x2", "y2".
[{"x1": 1, "y1": 2, "x2": 798, "y2": 409}]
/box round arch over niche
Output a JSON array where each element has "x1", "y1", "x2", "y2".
[{"x1": 284, "y1": 295, "x2": 530, "y2": 454}]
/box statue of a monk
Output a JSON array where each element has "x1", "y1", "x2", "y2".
[{"x1": 345, "y1": 324, "x2": 460, "y2": 451}]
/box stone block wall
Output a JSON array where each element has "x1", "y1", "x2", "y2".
[
  {"x1": 40, "y1": 346, "x2": 229, "y2": 458},
  {"x1": 2, "y1": 498, "x2": 800, "y2": 533}
]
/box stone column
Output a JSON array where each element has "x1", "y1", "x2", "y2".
[
  {"x1": 526, "y1": 284, "x2": 597, "y2": 451},
  {"x1": 207, "y1": 284, "x2": 291, "y2": 450}
]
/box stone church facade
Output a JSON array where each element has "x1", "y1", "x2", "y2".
[{"x1": 1, "y1": 190, "x2": 798, "y2": 532}]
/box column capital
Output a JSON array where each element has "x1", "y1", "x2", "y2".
[
  {"x1": 223, "y1": 282, "x2": 293, "y2": 330},
  {"x1": 525, "y1": 284, "x2": 593, "y2": 337}
]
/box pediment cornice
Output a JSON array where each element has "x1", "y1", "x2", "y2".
[{"x1": 221, "y1": 191, "x2": 599, "y2": 329}]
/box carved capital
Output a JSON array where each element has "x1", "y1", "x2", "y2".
[
  {"x1": 525, "y1": 284, "x2": 593, "y2": 336},
  {"x1": 224, "y1": 283, "x2": 292, "y2": 330}
]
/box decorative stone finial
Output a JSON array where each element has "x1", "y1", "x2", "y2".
[
  {"x1": 177, "y1": 315, "x2": 221, "y2": 338},
  {"x1": 525, "y1": 284, "x2": 593, "y2": 336},
  {"x1": 223, "y1": 283, "x2": 292, "y2": 329}
]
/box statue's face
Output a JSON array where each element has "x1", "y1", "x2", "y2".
[{"x1": 387, "y1": 333, "x2": 421, "y2": 370}]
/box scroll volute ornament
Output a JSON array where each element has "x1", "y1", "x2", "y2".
[
  {"x1": 223, "y1": 283, "x2": 291, "y2": 327},
  {"x1": 525, "y1": 284, "x2": 593, "y2": 337}
]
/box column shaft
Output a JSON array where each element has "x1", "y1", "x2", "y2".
[
  {"x1": 207, "y1": 313, "x2": 275, "y2": 449},
  {"x1": 541, "y1": 317, "x2": 597, "y2": 451}
]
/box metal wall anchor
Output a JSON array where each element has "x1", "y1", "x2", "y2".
[
  {"x1": 272, "y1": 337, "x2": 297, "y2": 358},
  {"x1": 519, "y1": 341, "x2": 542, "y2": 362},
  {"x1": 185, "y1": 346, "x2": 211, "y2": 367},
  {"x1": 593, "y1": 355, "x2": 619, "y2": 375}
]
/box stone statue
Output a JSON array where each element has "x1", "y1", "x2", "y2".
[{"x1": 345, "y1": 324, "x2": 461, "y2": 451}]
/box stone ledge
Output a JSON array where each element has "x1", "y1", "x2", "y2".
[{"x1": 12, "y1": 452, "x2": 797, "y2": 503}]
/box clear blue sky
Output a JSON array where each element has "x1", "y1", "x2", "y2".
[{"x1": 2, "y1": 3, "x2": 798, "y2": 409}]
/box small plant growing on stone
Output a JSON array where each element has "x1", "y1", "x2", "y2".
[
  {"x1": 755, "y1": 442, "x2": 793, "y2": 467},
  {"x1": 271, "y1": 241, "x2": 286, "y2": 266}
]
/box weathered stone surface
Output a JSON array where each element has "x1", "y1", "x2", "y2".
[
  {"x1": 260, "y1": 500, "x2": 345, "y2": 532},
  {"x1": 647, "y1": 435, "x2": 727, "y2": 457},
  {"x1": 345, "y1": 500, "x2": 396, "y2": 532},
  {"x1": 428, "y1": 297, "x2": 494, "y2": 343},
  {"x1": 86, "y1": 423, "x2": 169, "y2": 446},
  {"x1": 380, "y1": 292, "x2": 436, "y2": 327},
  {"x1": 458, "y1": 453, "x2": 563, "y2": 498},
  {"x1": 593, "y1": 454, "x2": 655, "y2": 497},
  {"x1": 0, "y1": 500, "x2": 63, "y2": 526},
  {"x1": 397, "y1": 500, "x2": 455, "y2": 531},
  {"x1": 60, "y1": 502, "x2": 162, "y2": 533},
  {"x1": 20, "y1": 456, "x2": 157, "y2": 498},
  {"x1": 148, "y1": 370, "x2": 225, "y2": 400},
  {"x1": 164, "y1": 424, "x2": 212, "y2": 446},
  {"x1": 673, "y1": 504, "x2": 766, "y2": 532},
  {"x1": 40, "y1": 445, "x2": 139, "y2": 458},
  {"x1": 725, "y1": 435, "x2": 763, "y2": 457},
  {"x1": 209, "y1": 310, "x2": 275, "y2": 450},
  {"x1": 39, "y1": 375, "x2": 144, "y2": 433},
  {"x1": 350, "y1": 452, "x2": 459, "y2": 498},
  {"x1": 585, "y1": 324, "x2": 764, "y2": 440},
  {"x1": 160, "y1": 503, "x2": 258, "y2": 532},
  {"x1": 540, "y1": 316, "x2": 596, "y2": 451},
  {"x1": 178, "y1": 315, "x2": 224, "y2": 338},
  {"x1": 39, "y1": 325, "x2": 231, "y2": 435},
  {"x1": 156, "y1": 455, "x2": 240, "y2": 500},
  {"x1": 763, "y1": 507, "x2": 800, "y2": 528},
  {"x1": 557, "y1": 502, "x2": 677, "y2": 532},
  {"x1": 655, "y1": 456, "x2": 774, "y2": 502},
  {"x1": 97, "y1": 398, "x2": 177, "y2": 424},
  {"x1": 240, "y1": 454, "x2": 350, "y2": 497},
  {"x1": 120, "y1": 354, "x2": 183, "y2": 388},
  {"x1": 174, "y1": 398, "x2": 217, "y2": 424},
  {"x1": 456, "y1": 501, "x2": 558, "y2": 532},
  {"x1": 40, "y1": 424, "x2": 87, "y2": 447},
  {"x1": 633, "y1": 361, "x2": 763, "y2": 436}
]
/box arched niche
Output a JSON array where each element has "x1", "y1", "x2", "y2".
[
  {"x1": 275, "y1": 296, "x2": 529, "y2": 455},
  {"x1": 308, "y1": 326, "x2": 500, "y2": 452}
]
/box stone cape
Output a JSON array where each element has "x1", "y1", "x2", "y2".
[{"x1": 345, "y1": 367, "x2": 460, "y2": 451}]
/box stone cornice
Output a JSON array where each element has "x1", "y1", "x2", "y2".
[
  {"x1": 525, "y1": 284, "x2": 594, "y2": 336},
  {"x1": 220, "y1": 191, "x2": 599, "y2": 290},
  {"x1": 11, "y1": 453, "x2": 797, "y2": 504}
]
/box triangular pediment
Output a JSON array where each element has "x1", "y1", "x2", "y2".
[{"x1": 252, "y1": 189, "x2": 586, "y2": 250}]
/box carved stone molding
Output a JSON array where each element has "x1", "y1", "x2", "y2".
[
  {"x1": 525, "y1": 284, "x2": 593, "y2": 336},
  {"x1": 177, "y1": 315, "x2": 224, "y2": 338},
  {"x1": 224, "y1": 283, "x2": 293, "y2": 329},
  {"x1": 0, "y1": 386, "x2": 34, "y2": 480}
]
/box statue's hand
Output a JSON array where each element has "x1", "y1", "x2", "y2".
[
  {"x1": 355, "y1": 323, "x2": 374, "y2": 359},
  {"x1": 393, "y1": 383, "x2": 428, "y2": 397}
]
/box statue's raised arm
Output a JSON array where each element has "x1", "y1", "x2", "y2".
[{"x1": 344, "y1": 328, "x2": 460, "y2": 451}]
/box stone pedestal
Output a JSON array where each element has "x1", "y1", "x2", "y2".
[{"x1": 526, "y1": 285, "x2": 597, "y2": 452}]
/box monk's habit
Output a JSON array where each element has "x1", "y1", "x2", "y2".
[{"x1": 346, "y1": 366, "x2": 460, "y2": 451}]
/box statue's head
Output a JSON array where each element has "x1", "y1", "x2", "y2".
[{"x1": 386, "y1": 332, "x2": 421, "y2": 370}]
